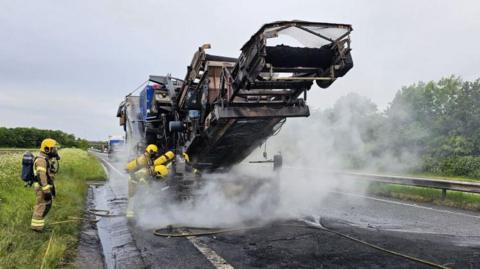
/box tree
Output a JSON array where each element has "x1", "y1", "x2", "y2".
[{"x1": 0, "y1": 127, "x2": 89, "y2": 149}]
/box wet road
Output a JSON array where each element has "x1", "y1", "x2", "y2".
[{"x1": 92, "y1": 152, "x2": 480, "y2": 269}]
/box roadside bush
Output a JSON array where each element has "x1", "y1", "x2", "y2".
[
  {"x1": 0, "y1": 127, "x2": 89, "y2": 149},
  {"x1": 423, "y1": 156, "x2": 480, "y2": 179}
]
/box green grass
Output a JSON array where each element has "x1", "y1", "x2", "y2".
[
  {"x1": 368, "y1": 183, "x2": 480, "y2": 211},
  {"x1": 0, "y1": 148, "x2": 106, "y2": 269},
  {"x1": 346, "y1": 169, "x2": 480, "y2": 210}
]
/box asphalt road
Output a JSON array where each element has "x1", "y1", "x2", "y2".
[{"x1": 93, "y1": 153, "x2": 480, "y2": 269}]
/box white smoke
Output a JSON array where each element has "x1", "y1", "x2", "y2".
[
  {"x1": 131, "y1": 93, "x2": 419, "y2": 229},
  {"x1": 133, "y1": 161, "x2": 369, "y2": 229},
  {"x1": 134, "y1": 168, "x2": 281, "y2": 229}
]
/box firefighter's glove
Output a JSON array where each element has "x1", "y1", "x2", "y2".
[
  {"x1": 42, "y1": 185, "x2": 53, "y2": 201},
  {"x1": 43, "y1": 191, "x2": 52, "y2": 201}
]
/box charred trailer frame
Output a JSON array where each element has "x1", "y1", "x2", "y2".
[{"x1": 176, "y1": 20, "x2": 353, "y2": 171}]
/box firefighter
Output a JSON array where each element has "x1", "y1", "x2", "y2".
[
  {"x1": 126, "y1": 144, "x2": 159, "y2": 173},
  {"x1": 31, "y1": 138, "x2": 58, "y2": 232},
  {"x1": 125, "y1": 145, "x2": 174, "y2": 218},
  {"x1": 182, "y1": 152, "x2": 200, "y2": 175}
]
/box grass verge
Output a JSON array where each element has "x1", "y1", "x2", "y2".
[
  {"x1": 0, "y1": 148, "x2": 106, "y2": 268},
  {"x1": 368, "y1": 182, "x2": 480, "y2": 211},
  {"x1": 348, "y1": 169, "x2": 480, "y2": 211}
]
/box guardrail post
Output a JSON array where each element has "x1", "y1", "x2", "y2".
[{"x1": 441, "y1": 189, "x2": 447, "y2": 201}]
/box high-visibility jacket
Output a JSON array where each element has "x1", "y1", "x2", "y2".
[
  {"x1": 132, "y1": 167, "x2": 151, "y2": 183},
  {"x1": 127, "y1": 151, "x2": 175, "y2": 172},
  {"x1": 33, "y1": 152, "x2": 52, "y2": 192},
  {"x1": 126, "y1": 152, "x2": 152, "y2": 173}
]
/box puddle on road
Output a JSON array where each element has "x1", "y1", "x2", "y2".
[
  {"x1": 94, "y1": 184, "x2": 115, "y2": 269},
  {"x1": 74, "y1": 186, "x2": 104, "y2": 269},
  {"x1": 90, "y1": 155, "x2": 145, "y2": 269},
  {"x1": 94, "y1": 180, "x2": 145, "y2": 269}
]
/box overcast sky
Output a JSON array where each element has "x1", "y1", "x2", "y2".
[{"x1": 1, "y1": 0, "x2": 479, "y2": 140}]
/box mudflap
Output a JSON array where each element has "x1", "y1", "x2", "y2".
[
  {"x1": 175, "y1": 173, "x2": 200, "y2": 201},
  {"x1": 163, "y1": 172, "x2": 202, "y2": 202}
]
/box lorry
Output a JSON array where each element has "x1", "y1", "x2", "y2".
[
  {"x1": 106, "y1": 135, "x2": 125, "y2": 159},
  {"x1": 117, "y1": 20, "x2": 353, "y2": 173}
]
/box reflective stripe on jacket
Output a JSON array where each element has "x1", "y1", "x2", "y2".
[{"x1": 33, "y1": 153, "x2": 50, "y2": 188}]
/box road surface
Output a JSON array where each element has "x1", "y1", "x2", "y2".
[{"x1": 91, "y1": 152, "x2": 480, "y2": 269}]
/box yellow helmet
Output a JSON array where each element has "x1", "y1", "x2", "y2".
[
  {"x1": 40, "y1": 138, "x2": 57, "y2": 153},
  {"x1": 182, "y1": 152, "x2": 190, "y2": 163},
  {"x1": 145, "y1": 144, "x2": 158, "y2": 155},
  {"x1": 154, "y1": 165, "x2": 168, "y2": 177}
]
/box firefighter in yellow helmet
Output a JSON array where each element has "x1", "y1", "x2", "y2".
[
  {"x1": 126, "y1": 144, "x2": 159, "y2": 173},
  {"x1": 125, "y1": 144, "x2": 174, "y2": 218},
  {"x1": 31, "y1": 138, "x2": 58, "y2": 232}
]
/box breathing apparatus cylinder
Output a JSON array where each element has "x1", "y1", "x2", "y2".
[{"x1": 153, "y1": 151, "x2": 175, "y2": 166}]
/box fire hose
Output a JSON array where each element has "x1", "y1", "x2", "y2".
[
  {"x1": 49, "y1": 209, "x2": 122, "y2": 225},
  {"x1": 152, "y1": 219, "x2": 450, "y2": 269},
  {"x1": 48, "y1": 210, "x2": 449, "y2": 268},
  {"x1": 153, "y1": 225, "x2": 262, "y2": 237},
  {"x1": 303, "y1": 218, "x2": 450, "y2": 269}
]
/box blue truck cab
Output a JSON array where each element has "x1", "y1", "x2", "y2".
[
  {"x1": 107, "y1": 136, "x2": 125, "y2": 159},
  {"x1": 139, "y1": 84, "x2": 155, "y2": 121},
  {"x1": 137, "y1": 76, "x2": 183, "y2": 150}
]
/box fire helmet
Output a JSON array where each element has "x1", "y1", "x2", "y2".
[
  {"x1": 40, "y1": 138, "x2": 57, "y2": 154},
  {"x1": 154, "y1": 165, "x2": 168, "y2": 177},
  {"x1": 145, "y1": 144, "x2": 158, "y2": 155}
]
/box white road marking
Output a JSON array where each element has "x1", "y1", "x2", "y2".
[
  {"x1": 99, "y1": 162, "x2": 109, "y2": 177},
  {"x1": 332, "y1": 191, "x2": 480, "y2": 220},
  {"x1": 96, "y1": 154, "x2": 125, "y2": 176},
  {"x1": 186, "y1": 235, "x2": 234, "y2": 269}
]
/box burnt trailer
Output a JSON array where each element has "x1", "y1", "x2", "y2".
[{"x1": 118, "y1": 20, "x2": 353, "y2": 171}]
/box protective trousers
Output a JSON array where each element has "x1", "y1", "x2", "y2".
[
  {"x1": 126, "y1": 175, "x2": 138, "y2": 219},
  {"x1": 31, "y1": 185, "x2": 52, "y2": 231},
  {"x1": 127, "y1": 171, "x2": 150, "y2": 219}
]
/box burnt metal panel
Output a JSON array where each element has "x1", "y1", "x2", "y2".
[
  {"x1": 241, "y1": 20, "x2": 353, "y2": 51},
  {"x1": 188, "y1": 118, "x2": 282, "y2": 170},
  {"x1": 214, "y1": 105, "x2": 310, "y2": 119}
]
